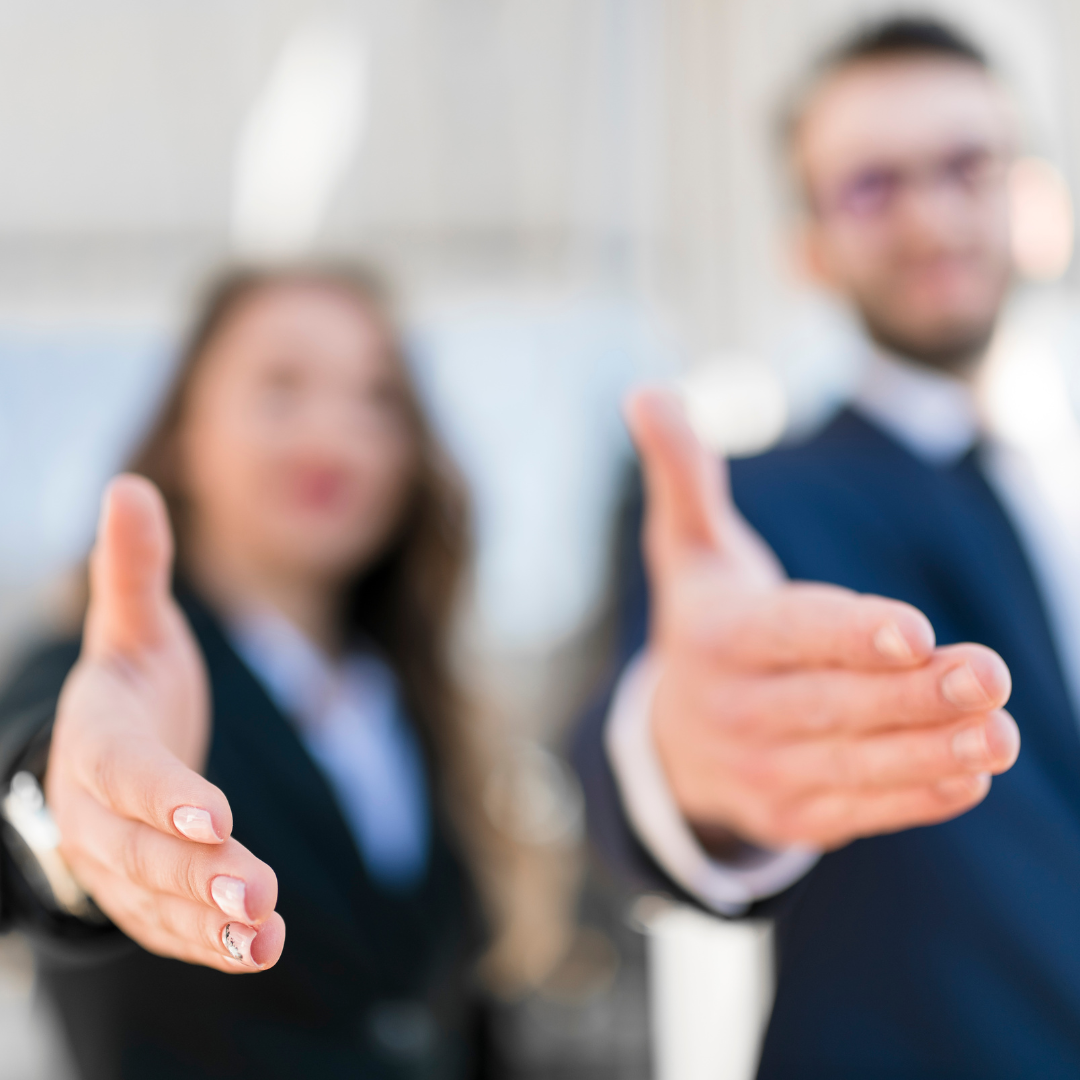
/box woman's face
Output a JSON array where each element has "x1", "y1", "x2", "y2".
[{"x1": 177, "y1": 282, "x2": 418, "y2": 585}]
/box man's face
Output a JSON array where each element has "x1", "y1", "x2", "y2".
[{"x1": 796, "y1": 56, "x2": 1014, "y2": 370}]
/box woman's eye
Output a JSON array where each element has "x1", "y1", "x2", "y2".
[{"x1": 255, "y1": 365, "x2": 305, "y2": 412}]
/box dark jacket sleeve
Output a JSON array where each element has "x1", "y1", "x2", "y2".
[
  {"x1": 0, "y1": 637, "x2": 122, "y2": 945},
  {"x1": 571, "y1": 468, "x2": 706, "y2": 906},
  {"x1": 571, "y1": 467, "x2": 810, "y2": 920}
]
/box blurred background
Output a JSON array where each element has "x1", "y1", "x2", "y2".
[{"x1": 1, "y1": 0, "x2": 1079, "y2": 1077}]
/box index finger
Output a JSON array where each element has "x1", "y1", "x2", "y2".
[
  {"x1": 673, "y1": 579, "x2": 937, "y2": 671},
  {"x1": 71, "y1": 728, "x2": 232, "y2": 843},
  {"x1": 711, "y1": 643, "x2": 1012, "y2": 740},
  {"x1": 69, "y1": 790, "x2": 276, "y2": 924}
]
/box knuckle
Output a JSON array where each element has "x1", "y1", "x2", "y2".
[
  {"x1": 154, "y1": 898, "x2": 182, "y2": 938},
  {"x1": 121, "y1": 826, "x2": 149, "y2": 884},
  {"x1": 795, "y1": 694, "x2": 834, "y2": 735},
  {"x1": 700, "y1": 615, "x2": 738, "y2": 655},
  {"x1": 796, "y1": 581, "x2": 853, "y2": 602},
  {"x1": 93, "y1": 749, "x2": 121, "y2": 812},
  {"x1": 804, "y1": 678, "x2": 839, "y2": 728},
  {"x1": 728, "y1": 747, "x2": 780, "y2": 792},
  {"x1": 139, "y1": 783, "x2": 165, "y2": 834},
  {"x1": 714, "y1": 684, "x2": 764, "y2": 734},
  {"x1": 137, "y1": 888, "x2": 162, "y2": 931},
  {"x1": 112, "y1": 879, "x2": 160, "y2": 937},
  {"x1": 203, "y1": 912, "x2": 225, "y2": 953},
  {"x1": 181, "y1": 852, "x2": 204, "y2": 904},
  {"x1": 828, "y1": 741, "x2": 857, "y2": 787}
]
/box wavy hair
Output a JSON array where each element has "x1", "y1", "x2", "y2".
[{"x1": 128, "y1": 264, "x2": 471, "y2": 794}]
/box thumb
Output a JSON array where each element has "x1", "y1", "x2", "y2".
[
  {"x1": 625, "y1": 385, "x2": 784, "y2": 589},
  {"x1": 625, "y1": 386, "x2": 733, "y2": 555},
  {"x1": 86, "y1": 475, "x2": 176, "y2": 659}
]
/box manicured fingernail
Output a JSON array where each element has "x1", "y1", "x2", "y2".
[
  {"x1": 937, "y1": 773, "x2": 990, "y2": 799},
  {"x1": 211, "y1": 877, "x2": 248, "y2": 921},
  {"x1": 984, "y1": 711, "x2": 1020, "y2": 765},
  {"x1": 941, "y1": 664, "x2": 991, "y2": 709},
  {"x1": 874, "y1": 622, "x2": 915, "y2": 661},
  {"x1": 173, "y1": 807, "x2": 219, "y2": 843},
  {"x1": 953, "y1": 714, "x2": 1018, "y2": 769},
  {"x1": 952, "y1": 725, "x2": 989, "y2": 767},
  {"x1": 222, "y1": 923, "x2": 258, "y2": 966}
]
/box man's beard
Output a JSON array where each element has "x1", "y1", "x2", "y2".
[{"x1": 861, "y1": 311, "x2": 998, "y2": 375}]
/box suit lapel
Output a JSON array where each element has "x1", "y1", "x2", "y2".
[
  {"x1": 836, "y1": 412, "x2": 1080, "y2": 795},
  {"x1": 926, "y1": 448, "x2": 1080, "y2": 791},
  {"x1": 177, "y1": 589, "x2": 372, "y2": 928}
]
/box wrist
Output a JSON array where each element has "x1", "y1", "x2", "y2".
[{"x1": 1, "y1": 772, "x2": 104, "y2": 922}]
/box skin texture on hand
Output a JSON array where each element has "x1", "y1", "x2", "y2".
[
  {"x1": 45, "y1": 476, "x2": 285, "y2": 972},
  {"x1": 627, "y1": 387, "x2": 1019, "y2": 852}
]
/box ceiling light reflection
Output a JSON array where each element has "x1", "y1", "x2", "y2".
[
  {"x1": 230, "y1": 23, "x2": 368, "y2": 259},
  {"x1": 680, "y1": 355, "x2": 787, "y2": 457}
]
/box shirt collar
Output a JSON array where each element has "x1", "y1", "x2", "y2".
[
  {"x1": 226, "y1": 606, "x2": 393, "y2": 735},
  {"x1": 852, "y1": 349, "x2": 980, "y2": 466}
]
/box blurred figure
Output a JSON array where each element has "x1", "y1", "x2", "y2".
[
  {"x1": 0, "y1": 267, "x2": 492, "y2": 1078},
  {"x1": 578, "y1": 16, "x2": 1080, "y2": 1079}
]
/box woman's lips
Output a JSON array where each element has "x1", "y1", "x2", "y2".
[{"x1": 287, "y1": 468, "x2": 350, "y2": 511}]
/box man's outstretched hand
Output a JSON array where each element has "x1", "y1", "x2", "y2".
[
  {"x1": 45, "y1": 476, "x2": 284, "y2": 971},
  {"x1": 628, "y1": 388, "x2": 1020, "y2": 852}
]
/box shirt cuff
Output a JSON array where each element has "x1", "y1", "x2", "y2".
[{"x1": 604, "y1": 653, "x2": 820, "y2": 916}]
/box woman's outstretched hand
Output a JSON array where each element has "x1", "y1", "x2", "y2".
[{"x1": 45, "y1": 475, "x2": 285, "y2": 971}]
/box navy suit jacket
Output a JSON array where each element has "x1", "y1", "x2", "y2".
[{"x1": 576, "y1": 408, "x2": 1080, "y2": 1079}]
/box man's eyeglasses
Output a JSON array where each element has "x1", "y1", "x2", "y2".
[{"x1": 814, "y1": 145, "x2": 1008, "y2": 222}]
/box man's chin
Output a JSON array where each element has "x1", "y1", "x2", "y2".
[{"x1": 863, "y1": 317, "x2": 997, "y2": 375}]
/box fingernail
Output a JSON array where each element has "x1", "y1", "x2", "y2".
[
  {"x1": 173, "y1": 807, "x2": 219, "y2": 843},
  {"x1": 984, "y1": 711, "x2": 1020, "y2": 765},
  {"x1": 222, "y1": 923, "x2": 258, "y2": 966},
  {"x1": 952, "y1": 725, "x2": 989, "y2": 767},
  {"x1": 874, "y1": 622, "x2": 915, "y2": 661},
  {"x1": 211, "y1": 877, "x2": 248, "y2": 921},
  {"x1": 937, "y1": 773, "x2": 990, "y2": 799},
  {"x1": 953, "y1": 715, "x2": 1018, "y2": 770},
  {"x1": 941, "y1": 664, "x2": 991, "y2": 710}
]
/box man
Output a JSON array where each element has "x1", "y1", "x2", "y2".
[{"x1": 578, "y1": 16, "x2": 1080, "y2": 1079}]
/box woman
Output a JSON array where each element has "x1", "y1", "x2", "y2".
[{"x1": 0, "y1": 266, "x2": 491, "y2": 1078}]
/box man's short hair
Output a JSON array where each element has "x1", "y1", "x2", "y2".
[
  {"x1": 784, "y1": 16, "x2": 992, "y2": 148},
  {"x1": 826, "y1": 16, "x2": 988, "y2": 71}
]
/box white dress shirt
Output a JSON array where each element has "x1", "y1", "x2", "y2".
[
  {"x1": 228, "y1": 610, "x2": 430, "y2": 891},
  {"x1": 607, "y1": 349, "x2": 1080, "y2": 915}
]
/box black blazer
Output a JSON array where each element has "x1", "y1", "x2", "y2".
[
  {"x1": 576, "y1": 409, "x2": 1080, "y2": 1079},
  {"x1": 0, "y1": 588, "x2": 488, "y2": 1080}
]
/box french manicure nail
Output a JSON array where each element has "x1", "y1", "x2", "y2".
[
  {"x1": 874, "y1": 622, "x2": 915, "y2": 661},
  {"x1": 211, "y1": 877, "x2": 248, "y2": 921},
  {"x1": 952, "y1": 725, "x2": 988, "y2": 767},
  {"x1": 941, "y1": 664, "x2": 991, "y2": 710},
  {"x1": 173, "y1": 807, "x2": 219, "y2": 842},
  {"x1": 222, "y1": 923, "x2": 258, "y2": 966}
]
